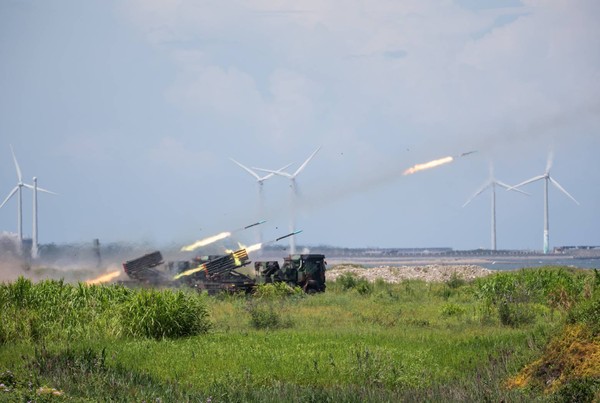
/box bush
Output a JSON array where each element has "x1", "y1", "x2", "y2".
[
  {"x1": 336, "y1": 273, "x2": 359, "y2": 290},
  {"x1": 556, "y1": 377, "x2": 600, "y2": 403},
  {"x1": 121, "y1": 289, "x2": 211, "y2": 339},
  {"x1": 497, "y1": 301, "x2": 535, "y2": 328},
  {"x1": 566, "y1": 289, "x2": 600, "y2": 335},
  {"x1": 247, "y1": 303, "x2": 292, "y2": 330},
  {"x1": 440, "y1": 303, "x2": 466, "y2": 317},
  {"x1": 355, "y1": 280, "x2": 373, "y2": 296},
  {"x1": 335, "y1": 273, "x2": 373, "y2": 295},
  {"x1": 446, "y1": 273, "x2": 466, "y2": 289}
]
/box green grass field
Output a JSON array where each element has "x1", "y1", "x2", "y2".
[{"x1": 0, "y1": 267, "x2": 598, "y2": 402}]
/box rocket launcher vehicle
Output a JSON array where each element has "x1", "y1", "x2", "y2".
[
  {"x1": 122, "y1": 251, "x2": 168, "y2": 283},
  {"x1": 120, "y1": 230, "x2": 306, "y2": 294}
]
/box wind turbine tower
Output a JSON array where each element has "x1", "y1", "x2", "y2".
[
  {"x1": 509, "y1": 153, "x2": 579, "y2": 254},
  {"x1": 0, "y1": 146, "x2": 56, "y2": 256},
  {"x1": 255, "y1": 146, "x2": 321, "y2": 254},
  {"x1": 1, "y1": 146, "x2": 33, "y2": 244},
  {"x1": 31, "y1": 177, "x2": 55, "y2": 258},
  {"x1": 463, "y1": 162, "x2": 528, "y2": 250}
]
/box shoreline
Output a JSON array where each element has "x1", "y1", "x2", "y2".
[{"x1": 324, "y1": 255, "x2": 600, "y2": 270}]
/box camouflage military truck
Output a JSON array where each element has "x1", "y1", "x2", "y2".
[{"x1": 254, "y1": 254, "x2": 326, "y2": 293}]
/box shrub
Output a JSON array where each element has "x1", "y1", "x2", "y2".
[
  {"x1": 120, "y1": 289, "x2": 211, "y2": 339},
  {"x1": 446, "y1": 273, "x2": 466, "y2": 289},
  {"x1": 497, "y1": 301, "x2": 535, "y2": 328},
  {"x1": 566, "y1": 289, "x2": 600, "y2": 335},
  {"x1": 355, "y1": 280, "x2": 373, "y2": 296},
  {"x1": 247, "y1": 303, "x2": 292, "y2": 330},
  {"x1": 336, "y1": 273, "x2": 359, "y2": 290},
  {"x1": 440, "y1": 303, "x2": 466, "y2": 317},
  {"x1": 334, "y1": 273, "x2": 373, "y2": 295},
  {"x1": 556, "y1": 378, "x2": 600, "y2": 403}
]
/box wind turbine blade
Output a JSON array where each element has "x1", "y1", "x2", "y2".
[
  {"x1": 37, "y1": 187, "x2": 57, "y2": 195},
  {"x1": 495, "y1": 181, "x2": 530, "y2": 196},
  {"x1": 0, "y1": 187, "x2": 19, "y2": 209},
  {"x1": 23, "y1": 183, "x2": 58, "y2": 195},
  {"x1": 258, "y1": 173, "x2": 275, "y2": 182},
  {"x1": 258, "y1": 163, "x2": 294, "y2": 182},
  {"x1": 292, "y1": 146, "x2": 321, "y2": 177},
  {"x1": 253, "y1": 167, "x2": 293, "y2": 178},
  {"x1": 10, "y1": 145, "x2": 22, "y2": 182},
  {"x1": 462, "y1": 181, "x2": 491, "y2": 207},
  {"x1": 230, "y1": 158, "x2": 261, "y2": 180},
  {"x1": 488, "y1": 160, "x2": 495, "y2": 180},
  {"x1": 549, "y1": 177, "x2": 580, "y2": 205},
  {"x1": 546, "y1": 150, "x2": 554, "y2": 174},
  {"x1": 506, "y1": 175, "x2": 546, "y2": 191},
  {"x1": 278, "y1": 162, "x2": 294, "y2": 172}
]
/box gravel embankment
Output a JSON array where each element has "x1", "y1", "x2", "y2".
[{"x1": 327, "y1": 264, "x2": 493, "y2": 283}]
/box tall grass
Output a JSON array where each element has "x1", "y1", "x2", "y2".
[
  {"x1": 0, "y1": 277, "x2": 211, "y2": 343},
  {"x1": 475, "y1": 266, "x2": 592, "y2": 308},
  {"x1": 474, "y1": 267, "x2": 595, "y2": 327}
]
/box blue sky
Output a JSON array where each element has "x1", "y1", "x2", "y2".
[{"x1": 1, "y1": 0, "x2": 599, "y2": 251}]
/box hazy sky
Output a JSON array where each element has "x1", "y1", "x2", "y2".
[{"x1": 1, "y1": 0, "x2": 599, "y2": 251}]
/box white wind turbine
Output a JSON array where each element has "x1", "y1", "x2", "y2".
[
  {"x1": 0, "y1": 146, "x2": 56, "y2": 255},
  {"x1": 463, "y1": 162, "x2": 529, "y2": 251},
  {"x1": 508, "y1": 152, "x2": 579, "y2": 254},
  {"x1": 254, "y1": 146, "x2": 321, "y2": 254},
  {"x1": 229, "y1": 158, "x2": 292, "y2": 244}
]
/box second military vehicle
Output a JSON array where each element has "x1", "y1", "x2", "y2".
[{"x1": 254, "y1": 254, "x2": 326, "y2": 293}]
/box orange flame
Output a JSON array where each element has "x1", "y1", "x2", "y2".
[
  {"x1": 86, "y1": 270, "x2": 121, "y2": 285},
  {"x1": 181, "y1": 231, "x2": 231, "y2": 252},
  {"x1": 403, "y1": 156, "x2": 454, "y2": 175}
]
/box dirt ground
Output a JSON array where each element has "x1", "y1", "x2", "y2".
[{"x1": 327, "y1": 264, "x2": 493, "y2": 283}]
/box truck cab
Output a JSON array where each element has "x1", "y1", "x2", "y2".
[{"x1": 255, "y1": 254, "x2": 326, "y2": 293}]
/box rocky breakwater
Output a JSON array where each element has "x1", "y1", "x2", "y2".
[{"x1": 327, "y1": 264, "x2": 493, "y2": 283}]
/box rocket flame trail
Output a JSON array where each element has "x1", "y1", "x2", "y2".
[
  {"x1": 246, "y1": 243, "x2": 262, "y2": 253},
  {"x1": 180, "y1": 220, "x2": 266, "y2": 252},
  {"x1": 229, "y1": 242, "x2": 262, "y2": 254},
  {"x1": 86, "y1": 270, "x2": 121, "y2": 285},
  {"x1": 234, "y1": 242, "x2": 262, "y2": 253},
  {"x1": 243, "y1": 230, "x2": 302, "y2": 253},
  {"x1": 402, "y1": 156, "x2": 454, "y2": 175},
  {"x1": 173, "y1": 264, "x2": 207, "y2": 280},
  {"x1": 181, "y1": 231, "x2": 231, "y2": 252}
]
